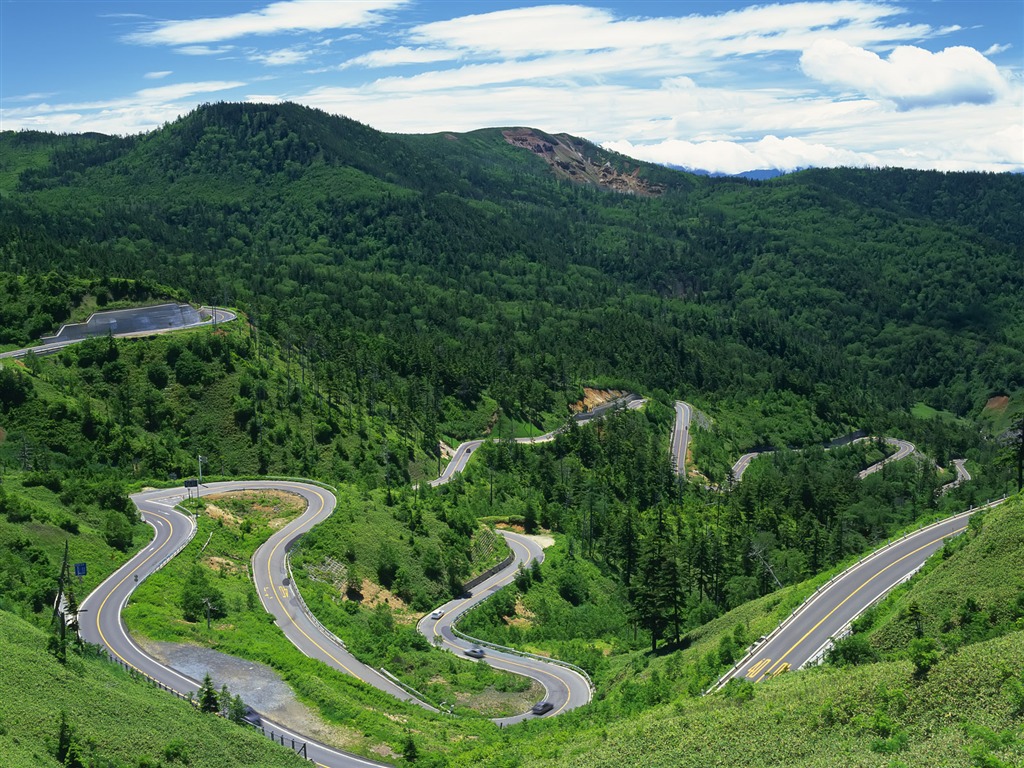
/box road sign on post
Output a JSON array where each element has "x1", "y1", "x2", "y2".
[
  {"x1": 184, "y1": 478, "x2": 198, "y2": 488},
  {"x1": 74, "y1": 563, "x2": 87, "y2": 577}
]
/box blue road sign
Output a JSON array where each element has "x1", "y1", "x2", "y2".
[{"x1": 74, "y1": 563, "x2": 87, "y2": 577}]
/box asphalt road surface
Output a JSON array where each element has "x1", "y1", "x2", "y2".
[
  {"x1": 941, "y1": 459, "x2": 971, "y2": 494},
  {"x1": 731, "y1": 436, "x2": 917, "y2": 483},
  {"x1": 429, "y1": 393, "x2": 644, "y2": 487},
  {"x1": 81, "y1": 480, "x2": 592, "y2": 766},
  {"x1": 713, "y1": 498, "x2": 1007, "y2": 691},
  {"x1": 0, "y1": 304, "x2": 236, "y2": 359},
  {"x1": 670, "y1": 401, "x2": 693, "y2": 476},
  {"x1": 857, "y1": 437, "x2": 916, "y2": 479},
  {"x1": 416, "y1": 530, "x2": 592, "y2": 725},
  {"x1": 79, "y1": 484, "x2": 420, "y2": 767}
]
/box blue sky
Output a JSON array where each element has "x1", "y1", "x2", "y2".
[{"x1": 1, "y1": 0, "x2": 1021, "y2": 172}]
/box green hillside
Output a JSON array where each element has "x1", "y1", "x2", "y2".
[
  {"x1": 0, "y1": 101, "x2": 1022, "y2": 766},
  {"x1": 444, "y1": 496, "x2": 1024, "y2": 767},
  {"x1": 0, "y1": 610, "x2": 309, "y2": 768}
]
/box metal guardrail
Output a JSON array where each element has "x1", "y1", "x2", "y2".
[
  {"x1": 377, "y1": 668, "x2": 443, "y2": 712},
  {"x1": 462, "y1": 552, "x2": 515, "y2": 593},
  {"x1": 449, "y1": 593, "x2": 596, "y2": 694},
  {"x1": 708, "y1": 495, "x2": 1011, "y2": 694},
  {"x1": 281, "y1": 552, "x2": 348, "y2": 651}
]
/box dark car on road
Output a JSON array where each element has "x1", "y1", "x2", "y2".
[{"x1": 531, "y1": 701, "x2": 554, "y2": 716}]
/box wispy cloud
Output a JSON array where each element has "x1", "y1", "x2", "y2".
[
  {"x1": 6, "y1": 91, "x2": 59, "y2": 102},
  {"x1": 2, "y1": 81, "x2": 247, "y2": 135},
  {"x1": 250, "y1": 47, "x2": 311, "y2": 66},
  {"x1": 983, "y1": 42, "x2": 1012, "y2": 56},
  {"x1": 176, "y1": 46, "x2": 234, "y2": 57},
  {"x1": 398, "y1": 1, "x2": 938, "y2": 61},
  {"x1": 343, "y1": 46, "x2": 459, "y2": 69},
  {"x1": 133, "y1": 81, "x2": 247, "y2": 102},
  {"x1": 604, "y1": 135, "x2": 878, "y2": 174},
  {"x1": 125, "y1": 0, "x2": 409, "y2": 46},
  {"x1": 144, "y1": 71, "x2": 173, "y2": 80}
]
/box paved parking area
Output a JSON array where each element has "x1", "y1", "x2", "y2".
[{"x1": 42, "y1": 303, "x2": 205, "y2": 342}]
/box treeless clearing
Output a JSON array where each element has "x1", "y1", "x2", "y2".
[{"x1": 984, "y1": 395, "x2": 1009, "y2": 412}]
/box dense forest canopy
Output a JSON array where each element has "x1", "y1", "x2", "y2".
[
  {"x1": 1, "y1": 101, "x2": 1023, "y2": 768},
  {"x1": 1, "y1": 102, "x2": 1021, "y2": 447}
]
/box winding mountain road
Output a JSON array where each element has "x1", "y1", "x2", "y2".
[
  {"x1": 80, "y1": 479, "x2": 591, "y2": 766},
  {"x1": 61, "y1": 306, "x2": 982, "y2": 765},
  {"x1": 713, "y1": 496, "x2": 1007, "y2": 691},
  {"x1": 429, "y1": 393, "x2": 644, "y2": 487},
  {"x1": 731, "y1": 436, "x2": 917, "y2": 483},
  {"x1": 416, "y1": 531, "x2": 592, "y2": 726},
  {"x1": 80, "y1": 484, "x2": 393, "y2": 768}
]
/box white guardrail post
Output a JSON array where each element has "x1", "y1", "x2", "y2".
[
  {"x1": 708, "y1": 495, "x2": 1010, "y2": 694},
  {"x1": 449, "y1": 594, "x2": 595, "y2": 694}
]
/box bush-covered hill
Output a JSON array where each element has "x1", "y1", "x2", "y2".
[
  {"x1": 1, "y1": 101, "x2": 1021, "y2": 441},
  {"x1": 1, "y1": 101, "x2": 1022, "y2": 767},
  {"x1": 0, "y1": 609, "x2": 309, "y2": 768}
]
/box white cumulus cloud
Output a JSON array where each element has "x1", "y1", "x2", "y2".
[
  {"x1": 604, "y1": 135, "x2": 877, "y2": 175},
  {"x1": 800, "y1": 39, "x2": 1010, "y2": 110}
]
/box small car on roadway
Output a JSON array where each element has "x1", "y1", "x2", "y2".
[
  {"x1": 430, "y1": 609, "x2": 445, "y2": 620},
  {"x1": 464, "y1": 646, "x2": 485, "y2": 658},
  {"x1": 531, "y1": 701, "x2": 554, "y2": 716}
]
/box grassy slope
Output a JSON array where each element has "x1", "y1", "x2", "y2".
[
  {"x1": 0, "y1": 610, "x2": 309, "y2": 768},
  {"x1": 498, "y1": 633, "x2": 1024, "y2": 768},
  {"x1": 448, "y1": 496, "x2": 1024, "y2": 767},
  {"x1": 868, "y1": 495, "x2": 1024, "y2": 651}
]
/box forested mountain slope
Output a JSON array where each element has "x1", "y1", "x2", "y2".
[
  {"x1": 1, "y1": 101, "x2": 1023, "y2": 767},
  {"x1": 1, "y1": 102, "x2": 1021, "y2": 447}
]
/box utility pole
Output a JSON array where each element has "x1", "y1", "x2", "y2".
[
  {"x1": 750, "y1": 545, "x2": 782, "y2": 589},
  {"x1": 197, "y1": 455, "x2": 207, "y2": 498}
]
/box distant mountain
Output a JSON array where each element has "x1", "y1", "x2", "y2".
[{"x1": 666, "y1": 164, "x2": 790, "y2": 180}]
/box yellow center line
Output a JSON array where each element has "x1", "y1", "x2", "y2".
[
  {"x1": 436, "y1": 535, "x2": 579, "y2": 716},
  {"x1": 95, "y1": 507, "x2": 192, "y2": 696},
  {"x1": 262, "y1": 486, "x2": 363, "y2": 679},
  {"x1": 758, "y1": 526, "x2": 965, "y2": 680}
]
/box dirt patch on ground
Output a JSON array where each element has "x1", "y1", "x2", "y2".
[
  {"x1": 984, "y1": 395, "x2": 1010, "y2": 412},
  {"x1": 570, "y1": 388, "x2": 628, "y2": 414},
  {"x1": 203, "y1": 555, "x2": 243, "y2": 575},
  {"x1": 503, "y1": 128, "x2": 664, "y2": 196},
  {"x1": 507, "y1": 596, "x2": 535, "y2": 629},
  {"x1": 135, "y1": 639, "x2": 367, "y2": 750},
  {"x1": 356, "y1": 578, "x2": 408, "y2": 611},
  {"x1": 200, "y1": 490, "x2": 305, "y2": 531},
  {"x1": 453, "y1": 679, "x2": 545, "y2": 717},
  {"x1": 203, "y1": 503, "x2": 242, "y2": 526},
  {"x1": 205, "y1": 490, "x2": 306, "y2": 519},
  {"x1": 522, "y1": 532, "x2": 555, "y2": 549},
  {"x1": 370, "y1": 743, "x2": 399, "y2": 759}
]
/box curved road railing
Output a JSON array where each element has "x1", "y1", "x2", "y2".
[
  {"x1": 0, "y1": 304, "x2": 236, "y2": 360},
  {"x1": 711, "y1": 495, "x2": 1010, "y2": 693},
  {"x1": 730, "y1": 435, "x2": 917, "y2": 484}
]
